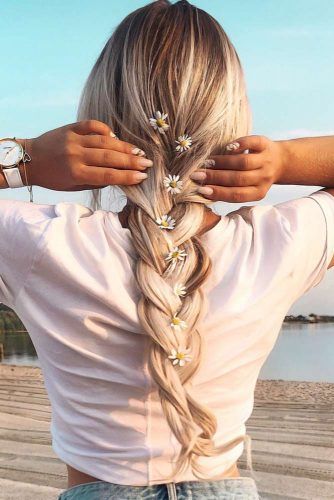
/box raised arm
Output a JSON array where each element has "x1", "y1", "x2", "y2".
[
  {"x1": 0, "y1": 120, "x2": 152, "y2": 192},
  {"x1": 276, "y1": 135, "x2": 334, "y2": 268},
  {"x1": 188, "y1": 134, "x2": 334, "y2": 204},
  {"x1": 275, "y1": 135, "x2": 334, "y2": 187}
]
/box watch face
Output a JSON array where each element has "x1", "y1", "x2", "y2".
[{"x1": 0, "y1": 139, "x2": 23, "y2": 167}]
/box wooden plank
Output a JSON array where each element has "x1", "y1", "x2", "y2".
[
  {"x1": 242, "y1": 470, "x2": 334, "y2": 500},
  {"x1": 0, "y1": 467, "x2": 66, "y2": 490},
  {"x1": 0, "y1": 439, "x2": 58, "y2": 459},
  {"x1": 0, "y1": 366, "x2": 43, "y2": 379},
  {"x1": 0, "y1": 428, "x2": 51, "y2": 445},
  {"x1": 0, "y1": 406, "x2": 51, "y2": 422},
  {"x1": 250, "y1": 439, "x2": 334, "y2": 461},
  {"x1": 0, "y1": 386, "x2": 48, "y2": 396},
  {"x1": 238, "y1": 454, "x2": 334, "y2": 482},
  {"x1": 0, "y1": 453, "x2": 66, "y2": 477},
  {"x1": 246, "y1": 419, "x2": 334, "y2": 432},
  {"x1": 0, "y1": 412, "x2": 50, "y2": 431},
  {"x1": 0, "y1": 379, "x2": 44, "y2": 387},
  {"x1": 247, "y1": 428, "x2": 334, "y2": 447},
  {"x1": 0, "y1": 399, "x2": 51, "y2": 413},
  {"x1": 0, "y1": 381, "x2": 45, "y2": 388},
  {"x1": 0, "y1": 478, "x2": 63, "y2": 500},
  {"x1": 0, "y1": 394, "x2": 50, "y2": 406}
]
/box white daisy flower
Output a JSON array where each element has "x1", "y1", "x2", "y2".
[
  {"x1": 170, "y1": 314, "x2": 188, "y2": 331},
  {"x1": 165, "y1": 246, "x2": 187, "y2": 265},
  {"x1": 163, "y1": 174, "x2": 183, "y2": 194},
  {"x1": 149, "y1": 111, "x2": 170, "y2": 134},
  {"x1": 175, "y1": 134, "x2": 192, "y2": 153},
  {"x1": 173, "y1": 283, "x2": 187, "y2": 297},
  {"x1": 156, "y1": 214, "x2": 176, "y2": 230},
  {"x1": 168, "y1": 347, "x2": 192, "y2": 367}
]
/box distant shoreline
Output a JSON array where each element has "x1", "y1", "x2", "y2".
[
  {"x1": 283, "y1": 314, "x2": 334, "y2": 323},
  {"x1": 1, "y1": 304, "x2": 334, "y2": 331}
]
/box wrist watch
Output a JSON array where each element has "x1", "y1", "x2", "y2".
[{"x1": 0, "y1": 137, "x2": 29, "y2": 188}]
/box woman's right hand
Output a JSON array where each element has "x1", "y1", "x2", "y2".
[{"x1": 18, "y1": 120, "x2": 153, "y2": 192}]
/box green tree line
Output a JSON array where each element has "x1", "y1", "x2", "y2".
[{"x1": 0, "y1": 303, "x2": 27, "y2": 332}]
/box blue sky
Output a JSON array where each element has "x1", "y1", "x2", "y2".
[{"x1": 1, "y1": 0, "x2": 334, "y2": 313}]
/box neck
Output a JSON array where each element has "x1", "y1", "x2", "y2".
[{"x1": 118, "y1": 205, "x2": 221, "y2": 236}]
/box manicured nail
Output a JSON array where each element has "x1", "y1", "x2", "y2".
[
  {"x1": 225, "y1": 142, "x2": 240, "y2": 152},
  {"x1": 138, "y1": 158, "x2": 154, "y2": 167},
  {"x1": 135, "y1": 172, "x2": 148, "y2": 180},
  {"x1": 190, "y1": 171, "x2": 207, "y2": 181},
  {"x1": 110, "y1": 131, "x2": 119, "y2": 140},
  {"x1": 197, "y1": 186, "x2": 213, "y2": 196},
  {"x1": 132, "y1": 147, "x2": 146, "y2": 157},
  {"x1": 204, "y1": 159, "x2": 215, "y2": 168}
]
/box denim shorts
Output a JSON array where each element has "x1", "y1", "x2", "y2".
[{"x1": 57, "y1": 477, "x2": 260, "y2": 499}]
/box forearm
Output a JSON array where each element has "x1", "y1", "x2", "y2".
[{"x1": 275, "y1": 136, "x2": 334, "y2": 187}]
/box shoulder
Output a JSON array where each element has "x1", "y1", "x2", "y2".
[
  {"x1": 52, "y1": 201, "x2": 94, "y2": 220},
  {"x1": 0, "y1": 199, "x2": 56, "y2": 248},
  {"x1": 203, "y1": 202, "x2": 289, "y2": 279},
  {"x1": 0, "y1": 198, "x2": 93, "y2": 221},
  {"x1": 224, "y1": 202, "x2": 290, "y2": 246},
  {"x1": 0, "y1": 198, "x2": 55, "y2": 224},
  {"x1": 0, "y1": 199, "x2": 97, "y2": 248}
]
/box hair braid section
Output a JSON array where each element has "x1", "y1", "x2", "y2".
[{"x1": 127, "y1": 200, "x2": 245, "y2": 480}]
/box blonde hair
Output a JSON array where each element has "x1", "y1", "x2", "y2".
[{"x1": 77, "y1": 0, "x2": 252, "y2": 481}]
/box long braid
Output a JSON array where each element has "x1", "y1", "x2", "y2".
[
  {"x1": 126, "y1": 153, "x2": 246, "y2": 479},
  {"x1": 77, "y1": 0, "x2": 253, "y2": 481}
]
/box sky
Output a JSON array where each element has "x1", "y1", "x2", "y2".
[{"x1": 1, "y1": 0, "x2": 334, "y2": 313}]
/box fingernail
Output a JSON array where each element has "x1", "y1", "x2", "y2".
[
  {"x1": 190, "y1": 171, "x2": 207, "y2": 181},
  {"x1": 132, "y1": 147, "x2": 146, "y2": 157},
  {"x1": 135, "y1": 172, "x2": 148, "y2": 180},
  {"x1": 138, "y1": 158, "x2": 154, "y2": 167},
  {"x1": 197, "y1": 186, "x2": 213, "y2": 196},
  {"x1": 204, "y1": 159, "x2": 215, "y2": 168},
  {"x1": 110, "y1": 132, "x2": 119, "y2": 140},
  {"x1": 225, "y1": 142, "x2": 240, "y2": 152}
]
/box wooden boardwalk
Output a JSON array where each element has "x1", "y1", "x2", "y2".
[{"x1": 0, "y1": 366, "x2": 333, "y2": 499}]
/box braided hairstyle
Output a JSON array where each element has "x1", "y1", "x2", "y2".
[{"x1": 77, "y1": 0, "x2": 252, "y2": 480}]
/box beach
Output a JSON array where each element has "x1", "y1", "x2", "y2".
[{"x1": 0, "y1": 364, "x2": 333, "y2": 499}]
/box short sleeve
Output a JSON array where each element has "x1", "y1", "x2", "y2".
[
  {"x1": 0, "y1": 199, "x2": 54, "y2": 308},
  {"x1": 274, "y1": 189, "x2": 334, "y2": 299}
]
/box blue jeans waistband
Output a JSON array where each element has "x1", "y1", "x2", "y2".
[{"x1": 58, "y1": 476, "x2": 260, "y2": 499}]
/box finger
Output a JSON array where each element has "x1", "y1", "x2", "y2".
[
  {"x1": 71, "y1": 119, "x2": 112, "y2": 136},
  {"x1": 191, "y1": 167, "x2": 261, "y2": 187},
  {"x1": 208, "y1": 152, "x2": 262, "y2": 171},
  {"x1": 74, "y1": 165, "x2": 149, "y2": 186},
  {"x1": 223, "y1": 135, "x2": 269, "y2": 155},
  {"x1": 81, "y1": 148, "x2": 153, "y2": 171},
  {"x1": 80, "y1": 134, "x2": 146, "y2": 157},
  {"x1": 196, "y1": 184, "x2": 263, "y2": 203}
]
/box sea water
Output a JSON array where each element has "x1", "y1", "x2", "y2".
[{"x1": 1, "y1": 323, "x2": 334, "y2": 381}]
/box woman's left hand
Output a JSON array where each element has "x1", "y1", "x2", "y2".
[{"x1": 190, "y1": 135, "x2": 284, "y2": 203}]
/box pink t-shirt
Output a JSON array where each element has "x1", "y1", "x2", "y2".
[{"x1": 0, "y1": 189, "x2": 333, "y2": 485}]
